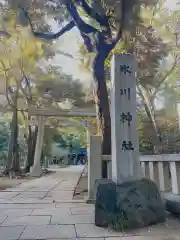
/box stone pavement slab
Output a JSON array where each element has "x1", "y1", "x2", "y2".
[
  {"x1": 70, "y1": 205, "x2": 94, "y2": 215},
  {"x1": 51, "y1": 213, "x2": 94, "y2": 224},
  {"x1": 20, "y1": 224, "x2": 77, "y2": 239},
  {"x1": 2, "y1": 188, "x2": 27, "y2": 192},
  {"x1": 0, "y1": 209, "x2": 33, "y2": 217},
  {"x1": 0, "y1": 166, "x2": 180, "y2": 240},
  {"x1": 44, "y1": 190, "x2": 74, "y2": 201},
  {"x1": 55, "y1": 202, "x2": 91, "y2": 208},
  {"x1": 75, "y1": 223, "x2": 180, "y2": 238},
  {"x1": 75, "y1": 223, "x2": 124, "y2": 238},
  {"x1": 0, "y1": 192, "x2": 20, "y2": 200},
  {"x1": 2, "y1": 215, "x2": 51, "y2": 226},
  {"x1": 53, "y1": 186, "x2": 75, "y2": 191},
  {"x1": 0, "y1": 203, "x2": 54, "y2": 209},
  {"x1": 31, "y1": 207, "x2": 71, "y2": 216},
  {"x1": 13, "y1": 191, "x2": 47, "y2": 199},
  {"x1": 105, "y1": 237, "x2": 179, "y2": 240},
  {"x1": 0, "y1": 226, "x2": 25, "y2": 240},
  {"x1": 22, "y1": 238, "x2": 105, "y2": 240},
  {"x1": 0, "y1": 216, "x2": 7, "y2": 224}
]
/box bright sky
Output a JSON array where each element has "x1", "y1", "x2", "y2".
[
  {"x1": 48, "y1": 27, "x2": 88, "y2": 83},
  {"x1": 48, "y1": 0, "x2": 179, "y2": 84}
]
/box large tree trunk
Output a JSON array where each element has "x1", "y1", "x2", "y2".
[
  {"x1": 24, "y1": 124, "x2": 38, "y2": 173},
  {"x1": 7, "y1": 107, "x2": 20, "y2": 175},
  {"x1": 11, "y1": 107, "x2": 19, "y2": 173},
  {"x1": 32, "y1": 126, "x2": 38, "y2": 159},
  {"x1": 93, "y1": 52, "x2": 111, "y2": 177},
  {"x1": 7, "y1": 111, "x2": 15, "y2": 172}
]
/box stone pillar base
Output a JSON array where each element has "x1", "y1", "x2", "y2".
[
  {"x1": 85, "y1": 196, "x2": 95, "y2": 204},
  {"x1": 30, "y1": 165, "x2": 42, "y2": 177}
]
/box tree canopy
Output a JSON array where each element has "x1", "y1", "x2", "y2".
[{"x1": 1, "y1": 0, "x2": 180, "y2": 157}]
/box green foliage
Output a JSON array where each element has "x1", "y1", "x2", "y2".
[
  {"x1": 36, "y1": 67, "x2": 94, "y2": 109},
  {"x1": 53, "y1": 135, "x2": 68, "y2": 148},
  {"x1": 2, "y1": 0, "x2": 180, "y2": 157},
  {"x1": 0, "y1": 121, "x2": 9, "y2": 152},
  {"x1": 0, "y1": 118, "x2": 10, "y2": 164},
  {"x1": 139, "y1": 110, "x2": 180, "y2": 154},
  {"x1": 0, "y1": 12, "x2": 48, "y2": 110},
  {"x1": 109, "y1": 212, "x2": 129, "y2": 232}
]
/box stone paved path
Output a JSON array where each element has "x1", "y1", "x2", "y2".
[{"x1": 0, "y1": 165, "x2": 180, "y2": 240}]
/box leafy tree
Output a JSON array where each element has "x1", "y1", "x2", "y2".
[
  {"x1": 136, "y1": 5, "x2": 180, "y2": 150},
  {"x1": 79, "y1": 2, "x2": 180, "y2": 153},
  {"x1": 0, "y1": 120, "x2": 9, "y2": 162},
  {"x1": 0, "y1": 12, "x2": 51, "y2": 173},
  {"x1": 5, "y1": 0, "x2": 157, "y2": 156},
  {"x1": 36, "y1": 66, "x2": 94, "y2": 109}
]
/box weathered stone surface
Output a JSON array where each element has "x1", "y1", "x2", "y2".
[
  {"x1": 50, "y1": 213, "x2": 94, "y2": 224},
  {"x1": 0, "y1": 226, "x2": 25, "y2": 240},
  {"x1": 0, "y1": 209, "x2": 33, "y2": 217},
  {"x1": 0, "y1": 216, "x2": 7, "y2": 224},
  {"x1": 70, "y1": 206, "x2": 94, "y2": 215},
  {"x1": 2, "y1": 215, "x2": 51, "y2": 226},
  {"x1": 75, "y1": 223, "x2": 124, "y2": 238},
  {"x1": 115, "y1": 178, "x2": 166, "y2": 230},
  {"x1": 95, "y1": 178, "x2": 166, "y2": 230},
  {"x1": 165, "y1": 195, "x2": 180, "y2": 217},
  {"x1": 20, "y1": 225, "x2": 77, "y2": 239},
  {"x1": 95, "y1": 179, "x2": 116, "y2": 227}
]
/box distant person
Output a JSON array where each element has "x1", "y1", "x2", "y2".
[{"x1": 76, "y1": 153, "x2": 86, "y2": 165}]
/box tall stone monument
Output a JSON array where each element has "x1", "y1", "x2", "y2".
[
  {"x1": 95, "y1": 54, "x2": 166, "y2": 229},
  {"x1": 110, "y1": 54, "x2": 141, "y2": 184}
]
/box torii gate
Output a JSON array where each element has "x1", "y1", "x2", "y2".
[{"x1": 28, "y1": 107, "x2": 96, "y2": 176}]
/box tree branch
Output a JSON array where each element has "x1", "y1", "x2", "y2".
[
  {"x1": 137, "y1": 84, "x2": 161, "y2": 142},
  {"x1": 19, "y1": 68, "x2": 32, "y2": 102},
  {"x1": 18, "y1": 56, "x2": 32, "y2": 102},
  {"x1": 75, "y1": 0, "x2": 111, "y2": 37},
  {"x1": 22, "y1": 4, "x2": 96, "y2": 52},
  {"x1": 152, "y1": 56, "x2": 178, "y2": 99},
  {"x1": 108, "y1": 0, "x2": 127, "y2": 47},
  {"x1": 22, "y1": 8, "x2": 75, "y2": 39},
  {"x1": 64, "y1": 2, "x2": 98, "y2": 33},
  {"x1": 0, "y1": 60, "x2": 16, "y2": 109}
]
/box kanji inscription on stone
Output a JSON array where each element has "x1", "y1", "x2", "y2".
[
  {"x1": 120, "y1": 88, "x2": 131, "y2": 100},
  {"x1": 121, "y1": 140, "x2": 134, "y2": 151},
  {"x1": 111, "y1": 54, "x2": 140, "y2": 183},
  {"x1": 120, "y1": 64, "x2": 132, "y2": 76},
  {"x1": 120, "y1": 112, "x2": 132, "y2": 126}
]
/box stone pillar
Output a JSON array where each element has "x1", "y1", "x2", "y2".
[
  {"x1": 107, "y1": 161, "x2": 112, "y2": 179},
  {"x1": 86, "y1": 121, "x2": 92, "y2": 146},
  {"x1": 44, "y1": 156, "x2": 48, "y2": 169},
  {"x1": 30, "y1": 116, "x2": 44, "y2": 177},
  {"x1": 110, "y1": 54, "x2": 141, "y2": 184},
  {"x1": 87, "y1": 135, "x2": 102, "y2": 202}
]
